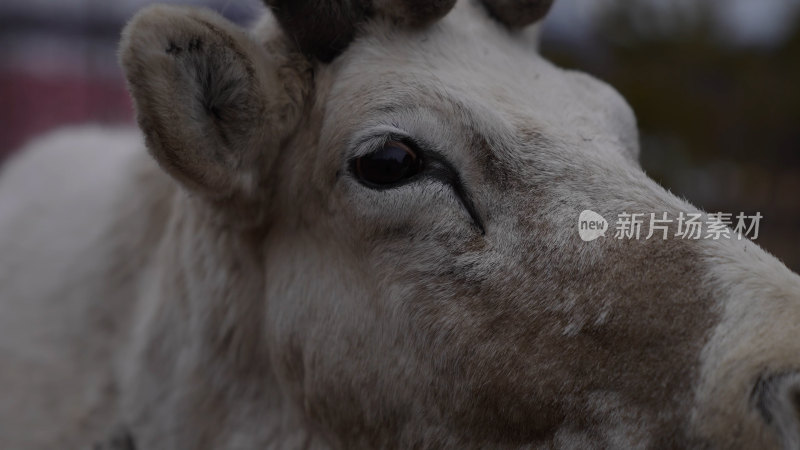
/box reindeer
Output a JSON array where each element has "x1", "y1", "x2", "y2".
[{"x1": 0, "y1": 0, "x2": 798, "y2": 448}]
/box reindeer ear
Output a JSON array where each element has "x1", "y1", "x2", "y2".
[{"x1": 120, "y1": 5, "x2": 309, "y2": 202}]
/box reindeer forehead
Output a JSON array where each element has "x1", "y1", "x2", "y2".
[
  {"x1": 341, "y1": 1, "x2": 545, "y2": 89},
  {"x1": 320, "y1": 17, "x2": 634, "y2": 164},
  {"x1": 322, "y1": 1, "x2": 632, "y2": 137}
]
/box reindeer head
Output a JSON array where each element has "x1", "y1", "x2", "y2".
[{"x1": 119, "y1": 1, "x2": 800, "y2": 447}]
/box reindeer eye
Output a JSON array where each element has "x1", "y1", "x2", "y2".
[{"x1": 354, "y1": 141, "x2": 421, "y2": 186}]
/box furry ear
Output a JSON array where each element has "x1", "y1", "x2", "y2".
[{"x1": 120, "y1": 5, "x2": 309, "y2": 205}]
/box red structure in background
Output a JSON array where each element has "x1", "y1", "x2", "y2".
[{"x1": 0, "y1": 71, "x2": 134, "y2": 162}]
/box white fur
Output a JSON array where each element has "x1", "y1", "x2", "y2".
[{"x1": 1, "y1": 1, "x2": 799, "y2": 448}]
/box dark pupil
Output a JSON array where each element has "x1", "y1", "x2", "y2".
[{"x1": 357, "y1": 143, "x2": 417, "y2": 185}]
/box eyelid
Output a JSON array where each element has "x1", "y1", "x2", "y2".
[{"x1": 349, "y1": 125, "x2": 417, "y2": 159}]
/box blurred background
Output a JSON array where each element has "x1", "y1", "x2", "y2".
[{"x1": 1, "y1": 0, "x2": 798, "y2": 270}]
